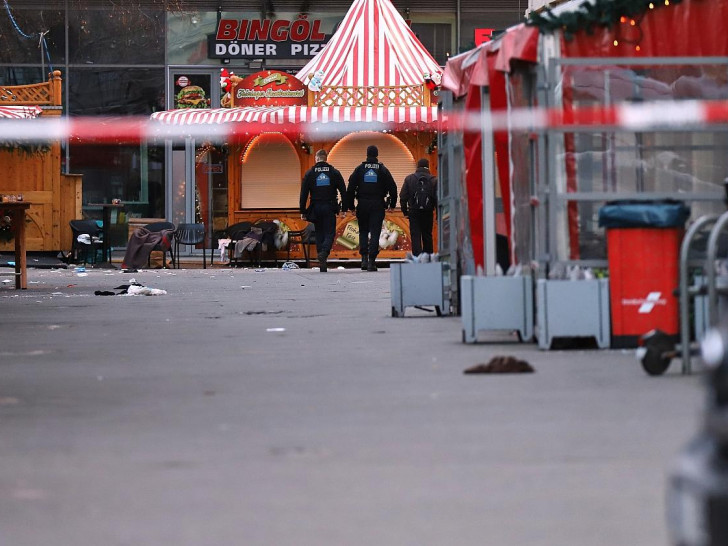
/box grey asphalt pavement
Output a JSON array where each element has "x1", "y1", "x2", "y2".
[{"x1": 0, "y1": 265, "x2": 705, "y2": 546}]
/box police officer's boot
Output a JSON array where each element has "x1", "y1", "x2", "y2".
[
  {"x1": 360, "y1": 254, "x2": 368, "y2": 271},
  {"x1": 367, "y1": 255, "x2": 377, "y2": 272},
  {"x1": 318, "y1": 251, "x2": 328, "y2": 273}
]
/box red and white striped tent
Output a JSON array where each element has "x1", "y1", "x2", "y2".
[
  {"x1": 152, "y1": 0, "x2": 442, "y2": 127},
  {"x1": 296, "y1": 0, "x2": 441, "y2": 89},
  {"x1": 151, "y1": 105, "x2": 438, "y2": 126},
  {"x1": 0, "y1": 105, "x2": 42, "y2": 119}
]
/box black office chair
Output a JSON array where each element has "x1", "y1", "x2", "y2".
[
  {"x1": 143, "y1": 221, "x2": 176, "y2": 268},
  {"x1": 174, "y1": 223, "x2": 206, "y2": 269},
  {"x1": 69, "y1": 219, "x2": 103, "y2": 265}
]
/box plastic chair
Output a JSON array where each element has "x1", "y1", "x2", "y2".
[
  {"x1": 174, "y1": 223, "x2": 206, "y2": 269},
  {"x1": 69, "y1": 219, "x2": 103, "y2": 265},
  {"x1": 143, "y1": 221, "x2": 176, "y2": 268}
]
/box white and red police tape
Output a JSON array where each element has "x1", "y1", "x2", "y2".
[{"x1": 1, "y1": 99, "x2": 727, "y2": 143}]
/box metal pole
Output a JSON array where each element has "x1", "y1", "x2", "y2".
[
  {"x1": 481, "y1": 87, "x2": 496, "y2": 276},
  {"x1": 706, "y1": 210, "x2": 728, "y2": 327},
  {"x1": 680, "y1": 215, "x2": 717, "y2": 374}
]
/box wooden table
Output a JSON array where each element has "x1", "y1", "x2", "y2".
[
  {"x1": 87, "y1": 202, "x2": 124, "y2": 266},
  {"x1": 2, "y1": 202, "x2": 31, "y2": 289}
]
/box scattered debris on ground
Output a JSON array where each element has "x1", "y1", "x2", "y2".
[{"x1": 464, "y1": 356, "x2": 534, "y2": 374}]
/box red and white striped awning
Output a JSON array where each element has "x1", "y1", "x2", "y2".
[
  {"x1": 296, "y1": 0, "x2": 442, "y2": 88},
  {"x1": 0, "y1": 105, "x2": 42, "y2": 119},
  {"x1": 151, "y1": 106, "x2": 438, "y2": 126}
]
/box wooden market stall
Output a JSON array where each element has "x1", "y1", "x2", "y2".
[
  {"x1": 0, "y1": 70, "x2": 82, "y2": 253},
  {"x1": 152, "y1": 0, "x2": 442, "y2": 263}
]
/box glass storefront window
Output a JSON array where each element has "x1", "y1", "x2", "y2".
[
  {"x1": 459, "y1": 12, "x2": 525, "y2": 53},
  {"x1": 67, "y1": 66, "x2": 166, "y2": 237},
  {"x1": 411, "y1": 22, "x2": 453, "y2": 66},
  {"x1": 0, "y1": 66, "x2": 45, "y2": 86},
  {"x1": 68, "y1": 67, "x2": 165, "y2": 115},
  {"x1": 68, "y1": 7, "x2": 164, "y2": 65},
  {"x1": 70, "y1": 142, "x2": 166, "y2": 240},
  {"x1": 0, "y1": 8, "x2": 65, "y2": 64}
]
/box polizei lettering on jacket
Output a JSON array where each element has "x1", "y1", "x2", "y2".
[{"x1": 209, "y1": 17, "x2": 330, "y2": 59}]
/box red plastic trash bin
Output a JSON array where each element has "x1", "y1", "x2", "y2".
[{"x1": 599, "y1": 201, "x2": 690, "y2": 348}]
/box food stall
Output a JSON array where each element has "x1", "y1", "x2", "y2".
[
  {"x1": 0, "y1": 70, "x2": 82, "y2": 253},
  {"x1": 152, "y1": 0, "x2": 442, "y2": 263}
]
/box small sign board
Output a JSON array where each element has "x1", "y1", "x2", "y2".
[
  {"x1": 202, "y1": 163, "x2": 224, "y2": 174},
  {"x1": 234, "y1": 70, "x2": 307, "y2": 107}
]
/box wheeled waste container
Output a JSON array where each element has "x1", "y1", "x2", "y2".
[{"x1": 599, "y1": 201, "x2": 690, "y2": 348}]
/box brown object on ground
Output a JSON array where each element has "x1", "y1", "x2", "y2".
[{"x1": 463, "y1": 356, "x2": 535, "y2": 374}]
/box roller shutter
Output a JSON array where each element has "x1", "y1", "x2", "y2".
[
  {"x1": 240, "y1": 133, "x2": 301, "y2": 208},
  {"x1": 329, "y1": 131, "x2": 416, "y2": 194}
]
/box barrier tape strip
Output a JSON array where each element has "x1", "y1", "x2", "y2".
[{"x1": 1, "y1": 99, "x2": 728, "y2": 143}]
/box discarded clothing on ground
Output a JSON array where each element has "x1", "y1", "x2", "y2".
[
  {"x1": 217, "y1": 238, "x2": 231, "y2": 263},
  {"x1": 76, "y1": 233, "x2": 102, "y2": 245},
  {"x1": 121, "y1": 227, "x2": 174, "y2": 269},
  {"x1": 94, "y1": 279, "x2": 167, "y2": 296},
  {"x1": 463, "y1": 356, "x2": 534, "y2": 374}
]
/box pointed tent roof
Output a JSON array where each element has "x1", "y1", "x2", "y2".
[{"x1": 296, "y1": 0, "x2": 442, "y2": 89}]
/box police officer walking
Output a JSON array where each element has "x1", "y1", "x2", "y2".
[
  {"x1": 346, "y1": 145, "x2": 397, "y2": 271},
  {"x1": 300, "y1": 149, "x2": 347, "y2": 272},
  {"x1": 400, "y1": 158, "x2": 438, "y2": 256}
]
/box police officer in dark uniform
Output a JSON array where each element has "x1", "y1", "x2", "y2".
[
  {"x1": 300, "y1": 149, "x2": 347, "y2": 272},
  {"x1": 346, "y1": 145, "x2": 397, "y2": 271}
]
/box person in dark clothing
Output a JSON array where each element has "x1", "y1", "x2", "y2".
[
  {"x1": 400, "y1": 158, "x2": 438, "y2": 256},
  {"x1": 300, "y1": 149, "x2": 347, "y2": 272},
  {"x1": 345, "y1": 145, "x2": 397, "y2": 271}
]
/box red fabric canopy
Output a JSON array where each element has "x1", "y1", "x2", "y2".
[
  {"x1": 562, "y1": 0, "x2": 728, "y2": 58},
  {"x1": 493, "y1": 24, "x2": 539, "y2": 73},
  {"x1": 441, "y1": 24, "x2": 538, "y2": 98},
  {"x1": 442, "y1": 23, "x2": 539, "y2": 271},
  {"x1": 441, "y1": 44, "x2": 490, "y2": 98}
]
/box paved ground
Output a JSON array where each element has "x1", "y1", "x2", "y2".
[{"x1": 0, "y1": 264, "x2": 705, "y2": 546}]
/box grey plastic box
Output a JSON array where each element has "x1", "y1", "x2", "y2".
[
  {"x1": 536, "y1": 278, "x2": 611, "y2": 349},
  {"x1": 390, "y1": 262, "x2": 450, "y2": 317},
  {"x1": 460, "y1": 275, "x2": 534, "y2": 343}
]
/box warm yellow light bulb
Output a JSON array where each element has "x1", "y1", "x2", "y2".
[
  {"x1": 613, "y1": 40, "x2": 619, "y2": 46},
  {"x1": 649, "y1": 2, "x2": 654, "y2": 7}
]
